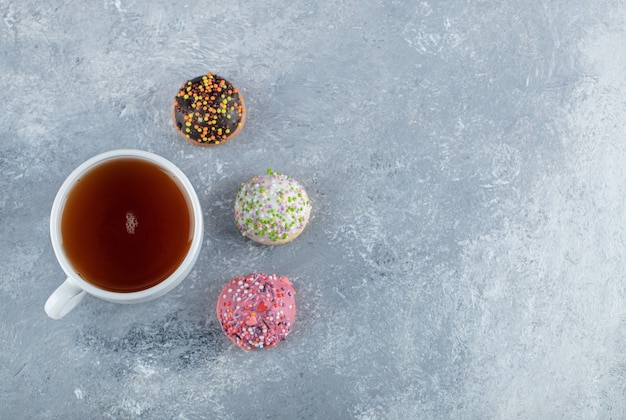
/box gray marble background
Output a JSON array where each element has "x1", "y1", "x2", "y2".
[{"x1": 2, "y1": 0, "x2": 626, "y2": 418}]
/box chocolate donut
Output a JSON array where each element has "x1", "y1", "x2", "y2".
[{"x1": 171, "y1": 72, "x2": 246, "y2": 146}]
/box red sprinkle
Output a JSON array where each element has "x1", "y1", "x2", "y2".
[{"x1": 216, "y1": 273, "x2": 296, "y2": 351}]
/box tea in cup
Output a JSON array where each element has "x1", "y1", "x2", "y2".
[{"x1": 45, "y1": 150, "x2": 203, "y2": 319}]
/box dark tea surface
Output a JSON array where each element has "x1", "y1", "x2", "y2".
[{"x1": 61, "y1": 157, "x2": 193, "y2": 292}]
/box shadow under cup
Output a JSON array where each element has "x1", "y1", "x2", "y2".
[{"x1": 49, "y1": 150, "x2": 203, "y2": 311}]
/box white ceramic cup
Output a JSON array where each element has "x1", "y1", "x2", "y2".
[{"x1": 45, "y1": 150, "x2": 204, "y2": 320}]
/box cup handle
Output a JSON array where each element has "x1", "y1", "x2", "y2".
[{"x1": 45, "y1": 279, "x2": 87, "y2": 320}]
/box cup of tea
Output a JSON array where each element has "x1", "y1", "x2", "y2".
[{"x1": 45, "y1": 149, "x2": 204, "y2": 319}]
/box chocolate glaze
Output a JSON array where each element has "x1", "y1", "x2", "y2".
[{"x1": 172, "y1": 72, "x2": 245, "y2": 146}]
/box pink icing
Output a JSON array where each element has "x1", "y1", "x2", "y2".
[{"x1": 216, "y1": 273, "x2": 296, "y2": 351}]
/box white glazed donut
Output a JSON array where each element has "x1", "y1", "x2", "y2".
[{"x1": 234, "y1": 169, "x2": 312, "y2": 245}]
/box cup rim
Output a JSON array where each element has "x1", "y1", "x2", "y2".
[{"x1": 50, "y1": 149, "x2": 203, "y2": 301}]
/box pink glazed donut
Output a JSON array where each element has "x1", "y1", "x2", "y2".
[{"x1": 216, "y1": 273, "x2": 296, "y2": 351}]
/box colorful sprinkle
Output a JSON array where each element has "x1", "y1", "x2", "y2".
[
  {"x1": 216, "y1": 273, "x2": 296, "y2": 351},
  {"x1": 172, "y1": 72, "x2": 245, "y2": 145},
  {"x1": 234, "y1": 170, "x2": 312, "y2": 245}
]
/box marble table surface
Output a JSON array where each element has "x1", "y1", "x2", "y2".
[{"x1": 2, "y1": 0, "x2": 626, "y2": 418}]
